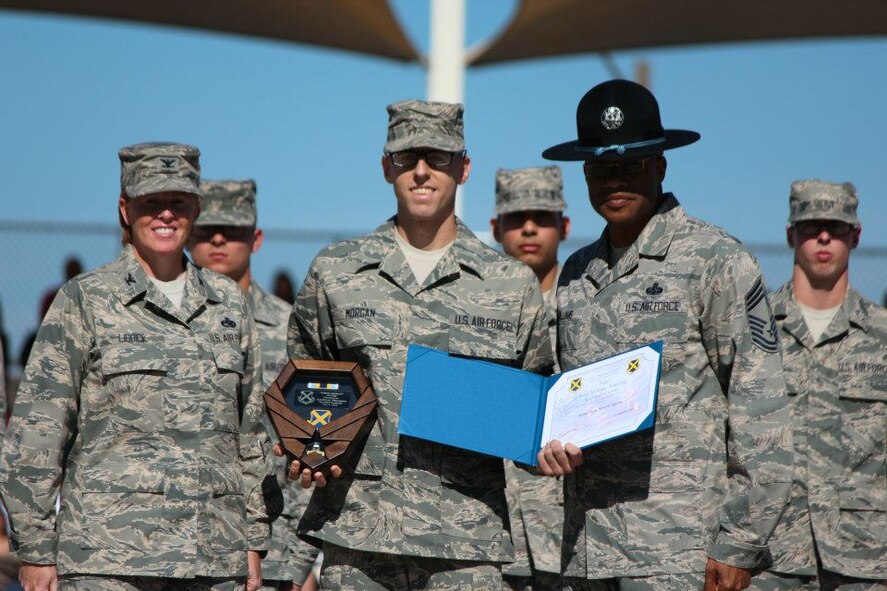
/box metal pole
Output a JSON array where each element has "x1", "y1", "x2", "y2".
[{"x1": 427, "y1": 0, "x2": 466, "y2": 218}]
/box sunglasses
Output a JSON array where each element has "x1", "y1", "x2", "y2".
[
  {"x1": 387, "y1": 150, "x2": 464, "y2": 170},
  {"x1": 584, "y1": 158, "x2": 649, "y2": 178},
  {"x1": 191, "y1": 225, "x2": 255, "y2": 242},
  {"x1": 792, "y1": 220, "x2": 856, "y2": 237}
]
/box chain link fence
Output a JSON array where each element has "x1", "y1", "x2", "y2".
[{"x1": 2, "y1": 220, "x2": 885, "y2": 381}]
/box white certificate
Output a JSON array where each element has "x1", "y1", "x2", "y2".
[{"x1": 540, "y1": 343, "x2": 661, "y2": 449}]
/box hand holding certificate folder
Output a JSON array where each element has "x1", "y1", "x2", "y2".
[{"x1": 400, "y1": 341, "x2": 662, "y2": 466}]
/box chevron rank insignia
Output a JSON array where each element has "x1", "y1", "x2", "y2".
[{"x1": 745, "y1": 277, "x2": 779, "y2": 353}]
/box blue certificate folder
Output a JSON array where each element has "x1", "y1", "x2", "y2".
[{"x1": 399, "y1": 341, "x2": 662, "y2": 466}]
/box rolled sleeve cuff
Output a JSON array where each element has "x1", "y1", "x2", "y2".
[
  {"x1": 708, "y1": 532, "x2": 772, "y2": 573},
  {"x1": 12, "y1": 534, "x2": 57, "y2": 566},
  {"x1": 248, "y1": 522, "x2": 271, "y2": 553}
]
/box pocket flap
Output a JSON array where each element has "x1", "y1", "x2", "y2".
[
  {"x1": 101, "y1": 346, "x2": 170, "y2": 378},
  {"x1": 82, "y1": 463, "x2": 164, "y2": 493},
  {"x1": 839, "y1": 484, "x2": 886, "y2": 511},
  {"x1": 213, "y1": 343, "x2": 245, "y2": 375}
]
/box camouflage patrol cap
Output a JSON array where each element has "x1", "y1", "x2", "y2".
[
  {"x1": 384, "y1": 100, "x2": 465, "y2": 153},
  {"x1": 495, "y1": 166, "x2": 566, "y2": 215},
  {"x1": 196, "y1": 179, "x2": 257, "y2": 227},
  {"x1": 789, "y1": 179, "x2": 859, "y2": 225},
  {"x1": 119, "y1": 142, "x2": 201, "y2": 200}
]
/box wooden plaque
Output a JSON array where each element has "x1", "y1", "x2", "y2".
[{"x1": 264, "y1": 359, "x2": 377, "y2": 478}]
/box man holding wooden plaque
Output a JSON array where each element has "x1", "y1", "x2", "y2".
[{"x1": 285, "y1": 100, "x2": 553, "y2": 590}]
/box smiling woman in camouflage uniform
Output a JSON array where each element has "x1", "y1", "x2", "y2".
[{"x1": 0, "y1": 143, "x2": 275, "y2": 591}]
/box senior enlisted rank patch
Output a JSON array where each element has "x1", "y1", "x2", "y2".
[{"x1": 745, "y1": 277, "x2": 779, "y2": 353}]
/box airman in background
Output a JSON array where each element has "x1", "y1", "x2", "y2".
[
  {"x1": 492, "y1": 165, "x2": 569, "y2": 591},
  {"x1": 188, "y1": 179, "x2": 319, "y2": 591},
  {"x1": 750, "y1": 180, "x2": 887, "y2": 591}
]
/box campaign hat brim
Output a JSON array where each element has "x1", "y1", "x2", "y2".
[{"x1": 542, "y1": 129, "x2": 700, "y2": 161}]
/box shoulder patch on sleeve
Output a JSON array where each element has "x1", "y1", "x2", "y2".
[{"x1": 745, "y1": 277, "x2": 779, "y2": 353}]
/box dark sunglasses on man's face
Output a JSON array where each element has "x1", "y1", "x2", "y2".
[
  {"x1": 191, "y1": 225, "x2": 254, "y2": 242},
  {"x1": 387, "y1": 150, "x2": 464, "y2": 170},
  {"x1": 584, "y1": 158, "x2": 649, "y2": 178},
  {"x1": 792, "y1": 220, "x2": 856, "y2": 237}
]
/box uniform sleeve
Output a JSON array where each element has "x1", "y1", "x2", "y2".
[
  {"x1": 283, "y1": 500, "x2": 321, "y2": 583},
  {"x1": 516, "y1": 277, "x2": 554, "y2": 376},
  {"x1": 699, "y1": 248, "x2": 793, "y2": 571},
  {"x1": 239, "y1": 299, "x2": 275, "y2": 551},
  {"x1": 0, "y1": 337, "x2": 6, "y2": 442},
  {"x1": 287, "y1": 259, "x2": 336, "y2": 361},
  {"x1": 0, "y1": 284, "x2": 88, "y2": 564}
]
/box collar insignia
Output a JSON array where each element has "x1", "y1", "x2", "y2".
[{"x1": 125, "y1": 273, "x2": 136, "y2": 285}]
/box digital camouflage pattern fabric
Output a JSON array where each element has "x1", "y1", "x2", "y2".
[
  {"x1": 384, "y1": 100, "x2": 465, "y2": 153},
  {"x1": 0, "y1": 246, "x2": 273, "y2": 578},
  {"x1": 762, "y1": 283, "x2": 886, "y2": 581},
  {"x1": 556, "y1": 195, "x2": 793, "y2": 578},
  {"x1": 288, "y1": 218, "x2": 553, "y2": 562},
  {"x1": 197, "y1": 180, "x2": 258, "y2": 227},
  {"x1": 321, "y1": 544, "x2": 503, "y2": 590},
  {"x1": 0, "y1": 336, "x2": 5, "y2": 443},
  {"x1": 495, "y1": 166, "x2": 566, "y2": 216},
  {"x1": 504, "y1": 266, "x2": 564, "y2": 581},
  {"x1": 119, "y1": 142, "x2": 202, "y2": 200},
  {"x1": 248, "y1": 283, "x2": 319, "y2": 584},
  {"x1": 788, "y1": 179, "x2": 859, "y2": 225}
]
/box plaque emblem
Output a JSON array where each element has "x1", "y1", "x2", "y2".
[
  {"x1": 264, "y1": 359, "x2": 377, "y2": 478},
  {"x1": 569, "y1": 377, "x2": 583, "y2": 392},
  {"x1": 601, "y1": 106, "x2": 624, "y2": 130},
  {"x1": 309, "y1": 409, "x2": 333, "y2": 426},
  {"x1": 627, "y1": 359, "x2": 640, "y2": 373}
]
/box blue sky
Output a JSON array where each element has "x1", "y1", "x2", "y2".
[{"x1": 1, "y1": 2, "x2": 886, "y2": 358}]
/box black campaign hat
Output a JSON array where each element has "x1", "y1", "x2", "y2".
[{"x1": 542, "y1": 79, "x2": 700, "y2": 161}]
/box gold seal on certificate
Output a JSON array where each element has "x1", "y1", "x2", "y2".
[{"x1": 264, "y1": 359, "x2": 377, "y2": 477}]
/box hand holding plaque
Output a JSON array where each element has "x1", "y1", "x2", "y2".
[{"x1": 264, "y1": 359, "x2": 377, "y2": 479}]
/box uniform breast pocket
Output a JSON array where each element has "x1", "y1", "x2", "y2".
[
  {"x1": 331, "y1": 302, "x2": 396, "y2": 364},
  {"x1": 100, "y1": 345, "x2": 171, "y2": 432},
  {"x1": 448, "y1": 307, "x2": 519, "y2": 365},
  {"x1": 211, "y1": 342, "x2": 245, "y2": 433}
]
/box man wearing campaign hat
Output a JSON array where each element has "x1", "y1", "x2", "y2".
[
  {"x1": 536, "y1": 80, "x2": 793, "y2": 591},
  {"x1": 492, "y1": 166, "x2": 569, "y2": 590},
  {"x1": 286, "y1": 100, "x2": 553, "y2": 590},
  {"x1": 749, "y1": 181, "x2": 887, "y2": 591},
  {"x1": 188, "y1": 180, "x2": 319, "y2": 591}
]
